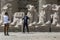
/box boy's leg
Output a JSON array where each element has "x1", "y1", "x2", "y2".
[
  {"x1": 6, "y1": 24, "x2": 9, "y2": 35},
  {"x1": 26, "y1": 24, "x2": 29, "y2": 32},
  {"x1": 23, "y1": 24, "x2": 25, "y2": 33},
  {"x1": 4, "y1": 25, "x2": 6, "y2": 35}
]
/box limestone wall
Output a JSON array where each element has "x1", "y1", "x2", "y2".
[{"x1": 0, "y1": 0, "x2": 60, "y2": 32}]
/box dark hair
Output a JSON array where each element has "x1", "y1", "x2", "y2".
[{"x1": 5, "y1": 12, "x2": 8, "y2": 15}]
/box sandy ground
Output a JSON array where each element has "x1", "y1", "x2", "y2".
[{"x1": 0, "y1": 32, "x2": 60, "y2": 40}]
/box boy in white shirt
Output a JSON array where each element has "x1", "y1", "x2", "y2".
[{"x1": 3, "y1": 12, "x2": 10, "y2": 36}]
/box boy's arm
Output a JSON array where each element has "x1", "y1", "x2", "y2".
[
  {"x1": 22, "y1": 17, "x2": 24, "y2": 20},
  {"x1": 28, "y1": 17, "x2": 30, "y2": 19}
]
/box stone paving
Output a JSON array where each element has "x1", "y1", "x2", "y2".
[{"x1": 0, "y1": 32, "x2": 60, "y2": 40}]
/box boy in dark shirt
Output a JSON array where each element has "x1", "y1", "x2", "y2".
[{"x1": 22, "y1": 11, "x2": 29, "y2": 33}]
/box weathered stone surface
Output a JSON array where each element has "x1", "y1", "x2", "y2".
[
  {"x1": 0, "y1": 0, "x2": 60, "y2": 32},
  {"x1": 51, "y1": 26, "x2": 60, "y2": 32}
]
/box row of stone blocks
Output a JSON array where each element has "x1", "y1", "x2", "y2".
[{"x1": 0, "y1": 25, "x2": 60, "y2": 32}]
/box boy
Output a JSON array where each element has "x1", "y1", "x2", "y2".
[
  {"x1": 3, "y1": 12, "x2": 10, "y2": 36},
  {"x1": 22, "y1": 10, "x2": 29, "y2": 33}
]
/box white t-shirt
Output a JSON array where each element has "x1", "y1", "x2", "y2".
[{"x1": 3, "y1": 15, "x2": 9, "y2": 24}]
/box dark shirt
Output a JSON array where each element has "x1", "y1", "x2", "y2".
[{"x1": 23, "y1": 16, "x2": 29, "y2": 24}]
